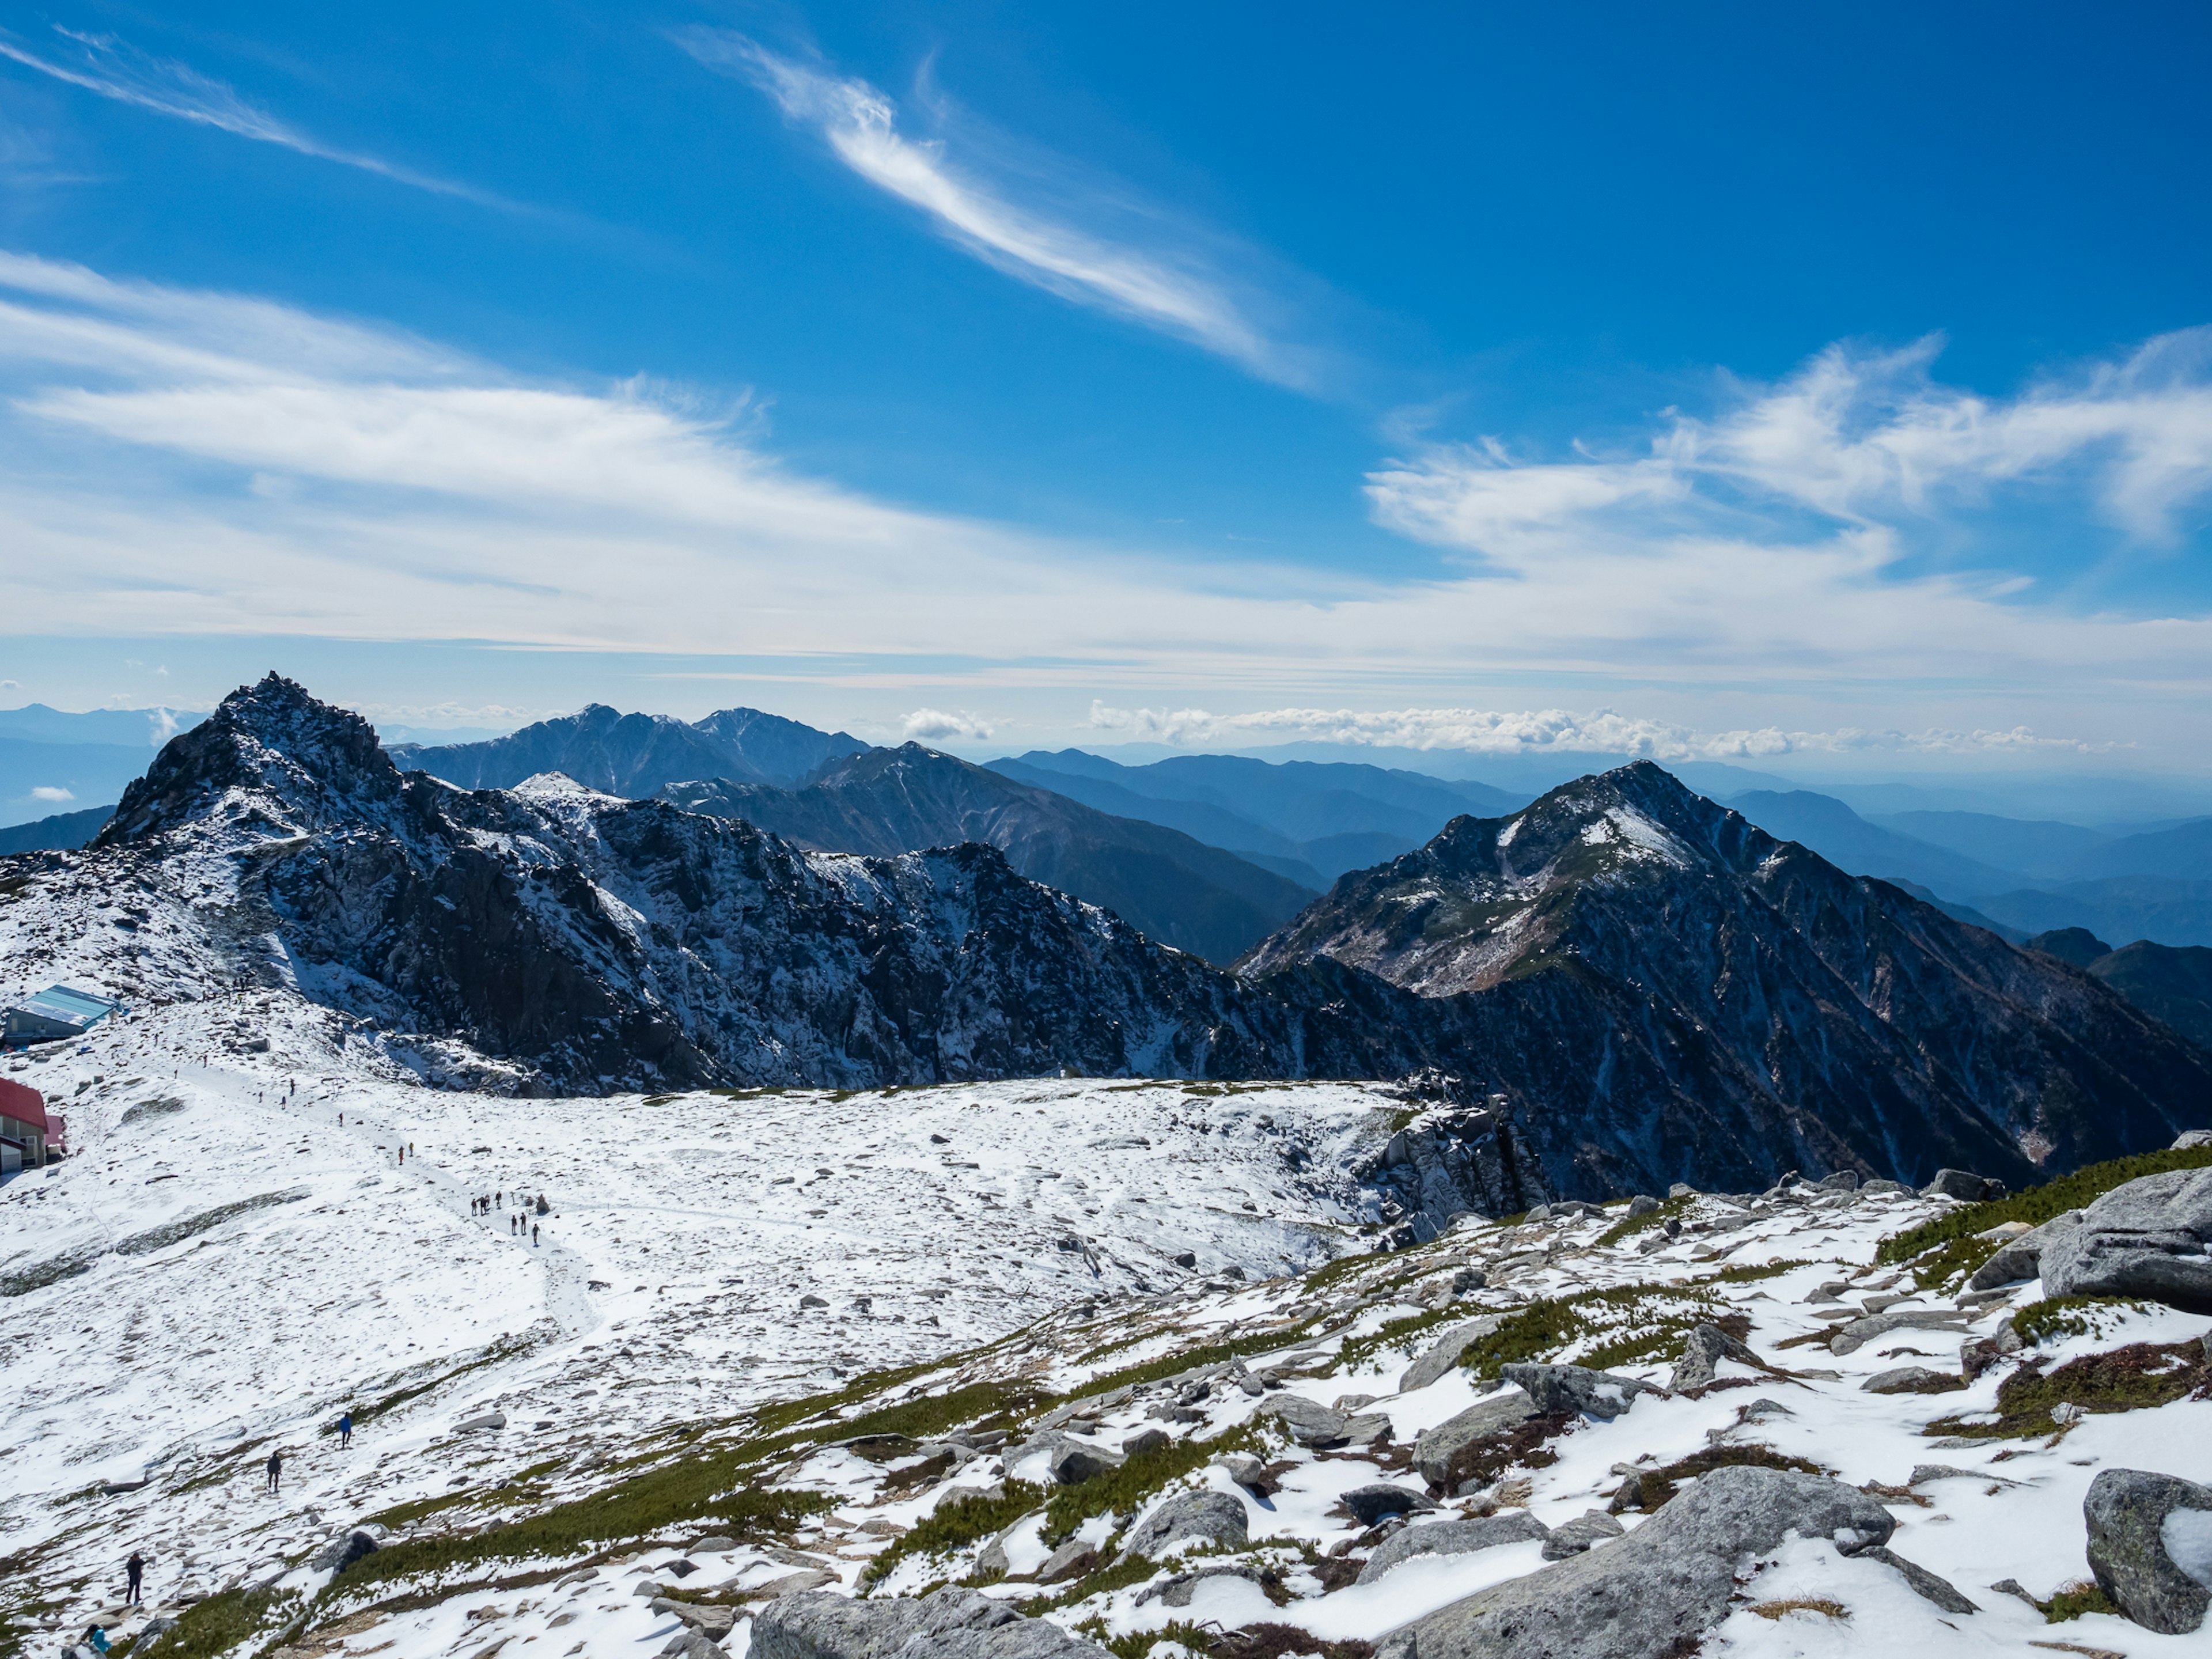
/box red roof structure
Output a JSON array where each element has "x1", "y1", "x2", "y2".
[{"x1": 0, "y1": 1077, "x2": 50, "y2": 1135}]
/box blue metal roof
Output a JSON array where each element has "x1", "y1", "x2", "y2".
[{"x1": 9, "y1": 984, "x2": 124, "y2": 1031}]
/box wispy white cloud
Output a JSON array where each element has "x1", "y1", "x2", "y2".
[
  {"x1": 0, "y1": 25, "x2": 521, "y2": 209},
  {"x1": 674, "y1": 30, "x2": 1312, "y2": 389},
  {"x1": 902, "y1": 707, "x2": 995, "y2": 742},
  {"x1": 29, "y1": 785, "x2": 75, "y2": 801},
  {"x1": 1086, "y1": 702, "x2": 2109, "y2": 759},
  {"x1": 1, "y1": 252, "x2": 2210, "y2": 760}
]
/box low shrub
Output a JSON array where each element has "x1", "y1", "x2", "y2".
[
  {"x1": 1876, "y1": 1147, "x2": 2212, "y2": 1267},
  {"x1": 1925, "y1": 1339, "x2": 2209, "y2": 1440},
  {"x1": 859, "y1": 1480, "x2": 1044, "y2": 1585}
]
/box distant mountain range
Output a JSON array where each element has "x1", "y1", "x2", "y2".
[
  {"x1": 0, "y1": 703, "x2": 203, "y2": 830},
  {"x1": 662, "y1": 745, "x2": 1318, "y2": 965},
  {"x1": 987, "y1": 750, "x2": 1524, "y2": 884},
  {"x1": 387, "y1": 703, "x2": 869, "y2": 793},
  {"x1": 14, "y1": 677, "x2": 2202, "y2": 1203}
]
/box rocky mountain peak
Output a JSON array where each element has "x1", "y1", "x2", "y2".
[{"x1": 97, "y1": 673, "x2": 402, "y2": 846}]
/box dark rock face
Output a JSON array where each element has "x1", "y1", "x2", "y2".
[
  {"x1": 664, "y1": 744, "x2": 1318, "y2": 967},
  {"x1": 390, "y1": 703, "x2": 868, "y2": 794},
  {"x1": 2083, "y1": 1468, "x2": 2212, "y2": 1634},
  {"x1": 1244, "y1": 761, "x2": 2212, "y2": 1194},
  {"x1": 2040, "y1": 1169, "x2": 2212, "y2": 1313},
  {"x1": 2088, "y1": 940, "x2": 2212, "y2": 1051}
]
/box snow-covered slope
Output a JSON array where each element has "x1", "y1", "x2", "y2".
[{"x1": 7, "y1": 1002, "x2": 2208, "y2": 1659}]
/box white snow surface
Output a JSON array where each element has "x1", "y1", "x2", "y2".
[{"x1": 5, "y1": 996, "x2": 2211, "y2": 1659}]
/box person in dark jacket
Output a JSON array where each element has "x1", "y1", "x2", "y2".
[
  {"x1": 125, "y1": 1551, "x2": 145, "y2": 1605},
  {"x1": 338, "y1": 1412, "x2": 353, "y2": 1448},
  {"x1": 266, "y1": 1449, "x2": 282, "y2": 1493}
]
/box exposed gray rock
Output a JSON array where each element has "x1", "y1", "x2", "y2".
[
  {"x1": 1666, "y1": 1324, "x2": 1766, "y2": 1393},
  {"x1": 1378, "y1": 1465, "x2": 1894, "y2": 1659},
  {"x1": 1540, "y1": 1509, "x2": 1626, "y2": 1559},
  {"x1": 1135, "y1": 1563, "x2": 1267, "y2": 1608},
  {"x1": 1855, "y1": 1546, "x2": 1978, "y2": 1612},
  {"x1": 1255, "y1": 1393, "x2": 1349, "y2": 1447},
  {"x1": 1413, "y1": 1388, "x2": 1540, "y2": 1487},
  {"x1": 691, "y1": 1535, "x2": 737, "y2": 1554},
  {"x1": 1922, "y1": 1169, "x2": 2007, "y2": 1202},
  {"x1": 1355, "y1": 1511, "x2": 1551, "y2": 1585},
  {"x1": 1970, "y1": 1211, "x2": 2083, "y2": 1291},
  {"x1": 2041, "y1": 1169, "x2": 2212, "y2": 1314},
  {"x1": 1627, "y1": 1194, "x2": 1660, "y2": 1217},
  {"x1": 751, "y1": 1586, "x2": 1112, "y2": 1658},
  {"x1": 1216, "y1": 1455, "x2": 1268, "y2": 1491},
  {"x1": 1861, "y1": 1366, "x2": 1965, "y2": 1396},
  {"x1": 1120, "y1": 1428, "x2": 1168, "y2": 1457},
  {"x1": 1125, "y1": 1490, "x2": 1249, "y2": 1559},
  {"x1": 453, "y1": 1410, "x2": 507, "y2": 1432},
  {"x1": 1812, "y1": 1169, "x2": 1859, "y2": 1192},
  {"x1": 2175, "y1": 1130, "x2": 2212, "y2": 1150},
  {"x1": 1047, "y1": 1442, "x2": 1123, "y2": 1486},
  {"x1": 661, "y1": 1633, "x2": 729, "y2": 1659},
  {"x1": 310, "y1": 1529, "x2": 380, "y2": 1575},
  {"x1": 1035, "y1": 1541, "x2": 1096, "y2": 1584},
  {"x1": 1451, "y1": 1266, "x2": 1487, "y2": 1294},
  {"x1": 1343, "y1": 1412, "x2": 1394, "y2": 1447},
  {"x1": 656, "y1": 1600, "x2": 740, "y2": 1638},
  {"x1": 1960, "y1": 1321, "x2": 2025, "y2": 1378},
  {"x1": 1500, "y1": 1363, "x2": 1658, "y2": 1419},
  {"x1": 2084, "y1": 1467, "x2": 2212, "y2": 1634},
  {"x1": 1400, "y1": 1317, "x2": 1503, "y2": 1393},
  {"x1": 1341, "y1": 1484, "x2": 1437, "y2": 1526},
  {"x1": 1827, "y1": 1308, "x2": 1970, "y2": 1355},
  {"x1": 1861, "y1": 1179, "x2": 1910, "y2": 1196}
]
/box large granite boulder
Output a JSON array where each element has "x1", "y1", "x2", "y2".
[
  {"x1": 1969, "y1": 1211, "x2": 2082, "y2": 1290},
  {"x1": 1374, "y1": 1465, "x2": 1894, "y2": 1659},
  {"x1": 1666, "y1": 1324, "x2": 1765, "y2": 1393},
  {"x1": 2040, "y1": 1169, "x2": 2212, "y2": 1314},
  {"x1": 752, "y1": 1587, "x2": 1112, "y2": 1658},
  {"x1": 1124, "y1": 1490, "x2": 1249, "y2": 1559},
  {"x1": 2084, "y1": 1468, "x2": 2212, "y2": 1634},
  {"x1": 1255, "y1": 1393, "x2": 1349, "y2": 1447},
  {"x1": 1922, "y1": 1169, "x2": 2007, "y2": 1202},
  {"x1": 1357, "y1": 1511, "x2": 1551, "y2": 1585},
  {"x1": 1401, "y1": 1317, "x2": 1503, "y2": 1393},
  {"x1": 1412, "y1": 1388, "x2": 1540, "y2": 1487},
  {"x1": 1499, "y1": 1363, "x2": 1658, "y2": 1419}
]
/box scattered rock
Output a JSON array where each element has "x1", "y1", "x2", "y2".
[
  {"x1": 2173, "y1": 1130, "x2": 2212, "y2": 1150},
  {"x1": 1921, "y1": 1169, "x2": 2008, "y2": 1202},
  {"x1": 453, "y1": 1411, "x2": 507, "y2": 1433},
  {"x1": 1500, "y1": 1362, "x2": 1658, "y2": 1419},
  {"x1": 1627, "y1": 1194, "x2": 1660, "y2": 1217},
  {"x1": 2041, "y1": 1169, "x2": 2212, "y2": 1315},
  {"x1": 656, "y1": 1600, "x2": 738, "y2": 1637},
  {"x1": 1135, "y1": 1562, "x2": 1268, "y2": 1608},
  {"x1": 1971, "y1": 1211, "x2": 2084, "y2": 1291},
  {"x1": 1121, "y1": 1429, "x2": 1169, "y2": 1457},
  {"x1": 1812, "y1": 1170, "x2": 1860, "y2": 1192},
  {"x1": 1667, "y1": 1183, "x2": 1698, "y2": 1199},
  {"x1": 1861, "y1": 1366, "x2": 1967, "y2": 1396},
  {"x1": 1540, "y1": 1509, "x2": 1625, "y2": 1559},
  {"x1": 798, "y1": 1294, "x2": 828, "y2": 1309},
  {"x1": 1342, "y1": 1412, "x2": 1394, "y2": 1448},
  {"x1": 660, "y1": 1633, "x2": 728, "y2": 1659},
  {"x1": 1126, "y1": 1491, "x2": 1249, "y2": 1559},
  {"x1": 1861, "y1": 1179, "x2": 1910, "y2": 1196},
  {"x1": 1216, "y1": 1455, "x2": 1269, "y2": 1491},
  {"x1": 2083, "y1": 1467, "x2": 2212, "y2": 1634},
  {"x1": 744, "y1": 1570, "x2": 838, "y2": 1600},
  {"x1": 1340, "y1": 1484, "x2": 1436, "y2": 1527},
  {"x1": 1172, "y1": 1251, "x2": 1198, "y2": 1267},
  {"x1": 1255, "y1": 1393, "x2": 1349, "y2": 1448},
  {"x1": 1451, "y1": 1266, "x2": 1487, "y2": 1294},
  {"x1": 1855, "y1": 1546, "x2": 1978, "y2": 1613},
  {"x1": 1667, "y1": 1323, "x2": 1766, "y2": 1392},
  {"x1": 309, "y1": 1529, "x2": 380, "y2": 1574},
  {"x1": 1035, "y1": 1541, "x2": 1097, "y2": 1584},
  {"x1": 1400, "y1": 1317, "x2": 1503, "y2": 1393},
  {"x1": 1354, "y1": 1511, "x2": 1550, "y2": 1585},
  {"x1": 1525, "y1": 1205, "x2": 1552, "y2": 1223},
  {"x1": 1377, "y1": 1465, "x2": 1895, "y2": 1659},
  {"x1": 1047, "y1": 1442, "x2": 1124, "y2": 1486},
  {"x1": 1960, "y1": 1322, "x2": 2025, "y2": 1378},
  {"x1": 752, "y1": 1587, "x2": 1111, "y2": 1657},
  {"x1": 1413, "y1": 1389, "x2": 1539, "y2": 1487},
  {"x1": 691, "y1": 1535, "x2": 737, "y2": 1554},
  {"x1": 1828, "y1": 1309, "x2": 1971, "y2": 1355}
]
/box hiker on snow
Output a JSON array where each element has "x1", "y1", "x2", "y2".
[
  {"x1": 339, "y1": 1412, "x2": 353, "y2": 1449},
  {"x1": 266, "y1": 1450, "x2": 282, "y2": 1493},
  {"x1": 125, "y1": 1551, "x2": 145, "y2": 1605}
]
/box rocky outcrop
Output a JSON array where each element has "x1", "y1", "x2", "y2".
[
  {"x1": 1666, "y1": 1323, "x2": 1766, "y2": 1393},
  {"x1": 1400, "y1": 1317, "x2": 1503, "y2": 1393},
  {"x1": 2083, "y1": 1468, "x2": 2212, "y2": 1634},
  {"x1": 1124, "y1": 1490, "x2": 1248, "y2": 1558},
  {"x1": 751, "y1": 1587, "x2": 1110, "y2": 1658},
  {"x1": 1499, "y1": 1363, "x2": 1658, "y2": 1419},
  {"x1": 1355, "y1": 1511, "x2": 1549, "y2": 1585},
  {"x1": 1376, "y1": 1465, "x2": 1895, "y2": 1659},
  {"x1": 1412, "y1": 1389, "x2": 1540, "y2": 1487},
  {"x1": 1243, "y1": 762, "x2": 2212, "y2": 1195},
  {"x1": 1969, "y1": 1211, "x2": 2082, "y2": 1290},
  {"x1": 2040, "y1": 1169, "x2": 2212, "y2": 1313}
]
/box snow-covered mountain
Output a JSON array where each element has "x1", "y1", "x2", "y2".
[
  {"x1": 388, "y1": 703, "x2": 869, "y2": 794},
  {"x1": 7, "y1": 678, "x2": 2206, "y2": 1203},
  {"x1": 664, "y1": 744, "x2": 1319, "y2": 967}
]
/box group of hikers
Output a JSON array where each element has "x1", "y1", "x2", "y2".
[{"x1": 471, "y1": 1188, "x2": 545, "y2": 1245}]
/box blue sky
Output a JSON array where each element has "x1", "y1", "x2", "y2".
[{"x1": 1, "y1": 1, "x2": 2209, "y2": 775}]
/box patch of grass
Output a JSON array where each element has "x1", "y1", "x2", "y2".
[
  {"x1": 1090, "y1": 1618, "x2": 1214, "y2": 1658},
  {"x1": 1876, "y1": 1147, "x2": 2212, "y2": 1268},
  {"x1": 1339, "y1": 1305, "x2": 1477, "y2": 1372},
  {"x1": 1747, "y1": 1598, "x2": 1847, "y2": 1622},
  {"x1": 1214, "y1": 1625, "x2": 1376, "y2": 1659},
  {"x1": 1925, "y1": 1340, "x2": 2209, "y2": 1440},
  {"x1": 1457, "y1": 1282, "x2": 1725, "y2": 1378},
  {"x1": 859, "y1": 1480, "x2": 1044, "y2": 1586},
  {"x1": 1902, "y1": 1233, "x2": 2005, "y2": 1294},
  {"x1": 350, "y1": 1333, "x2": 540, "y2": 1427},
  {"x1": 358, "y1": 1486, "x2": 487, "y2": 1531},
  {"x1": 1043, "y1": 1425, "x2": 1266, "y2": 1543},
  {"x1": 2012, "y1": 1297, "x2": 2150, "y2": 1347},
  {"x1": 1429, "y1": 1411, "x2": 1571, "y2": 1493},
  {"x1": 1017, "y1": 1550, "x2": 1159, "y2": 1615},
  {"x1": 140, "y1": 1587, "x2": 288, "y2": 1658},
  {"x1": 1596, "y1": 1195, "x2": 1691, "y2": 1249},
  {"x1": 2043, "y1": 1580, "x2": 2119, "y2": 1623},
  {"x1": 1703, "y1": 1258, "x2": 1810, "y2": 1285},
  {"x1": 1064, "y1": 1328, "x2": 1320, "y2": 1406}
]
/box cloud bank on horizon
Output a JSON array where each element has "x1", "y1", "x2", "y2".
[{"x1": 1, "y1": 249, "x2": 2209, "y2": 757}]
